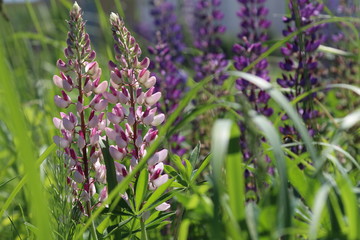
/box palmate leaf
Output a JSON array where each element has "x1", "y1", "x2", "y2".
[{"x1": 171, "y1": 155, "x2": 188, "y2": 182}]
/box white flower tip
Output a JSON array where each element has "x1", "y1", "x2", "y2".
[{"x1": 155, "y1": 202, "x2": 170, "y2": 211}]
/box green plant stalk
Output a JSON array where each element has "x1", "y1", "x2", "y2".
[{"x1": 140, "y1": 217, "x2": 149, "y2": 240}]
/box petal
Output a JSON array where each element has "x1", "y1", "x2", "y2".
[
  {"x1": 145, "y1": 92, "x2": 161, "y2": 106},
  {"x1": 155, "y1": 202, "x2": 170, "y2": 211},
  {"x1": 151, "y1": 114, "x2": 165, "y2": 126},
  {"x1": 153, "y1": 174, "x2": 169, "y2": 187},
  {"x1": 94, "y1": 81, "x2": 108, "y2": 94},
  {"x1": 147, "y1": 149, "x2": 168, "y2": 166},
  {"x1": 53, "y1": 117, "x2": 62, "y2": 129}
]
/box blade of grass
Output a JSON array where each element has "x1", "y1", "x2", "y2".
[
  {"x1": 211, "y1": 119, "x2": 232, "y2": 239},
  {"x1": 225, "y1": 123, "x2": 244, "y2": 221},
  {"x1": 250, "y1": 111, "x2": 291, "y2": 237},
  {"x1": 0, "y1": 40, "x2": 51, "y2": 240},
  {"x1": 0, "y1": 144, "x2": 56, "y2": 218},
  {"x1": 308, "y1": 184, "x2": 331, "y2": 240}
]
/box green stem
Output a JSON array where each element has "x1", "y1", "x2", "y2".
[
  {"x1": 89, "y1": 217, "x2": 99, "y2": 240},
  {"x1": 140, "y1": 217, "x2": 148, "y2": 240}
]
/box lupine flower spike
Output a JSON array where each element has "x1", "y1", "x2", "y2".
[
  {"x1": 105, "y1": 12, "x2": 170, "y2": 211},
  {"x1": 193, "y1": 0, "x2": 228, "y2": 84},
  {"x1": 233, "y1": 0, "x2": 273, "y2": 198},
  {"x1": 53, "y1": 2, "x2": 108, "y2": 216},
  {"x1": 278, "y1": 0, "x2": 324, "y2": 154},
  {"x1": 148, "y1": 0, "x2": 187, "y2": 156}
]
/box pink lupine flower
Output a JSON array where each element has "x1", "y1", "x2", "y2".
[
  {"x1": 52, "y1": 2, "x2": 108, "y2": 216},
  {"x1": 106, "y1": 12, "x2": 171, "y2": 210}
]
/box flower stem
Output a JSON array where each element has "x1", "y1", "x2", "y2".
[{"x1": 140, "y1": 217, "x2": 148, "y2": 240}]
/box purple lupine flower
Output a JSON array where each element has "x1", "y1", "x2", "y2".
[
  {"x1": 53, "y1": 2, "x2": 108, "y2": 216},
  {"x1": 148, "y1": 38, "x2": 187, "y2": 156},
  {"x1": 148, "y1": 0, "x2": 187, "y2": 156},
  {"x1": 233, "y1": 0, "x2": 273, "y2": 190},
  {"x1": 192, "y1": 0, "x2": 228, "y2": 84},
  {"x1": 104, "y1": 12, "x2": 170, "y2": 211},
  {"x1": 233, "y1": 0, "x2": 273, "y2": 119},
  {"x1": 278, "y1": 0, "x2": 324, "y2": 153},
  {"x1": 323, "y1": 0, "x2": 359, "y2": 84},
  {"x1": 149, "y1": 0, "x2": 185, "y2": 64}
]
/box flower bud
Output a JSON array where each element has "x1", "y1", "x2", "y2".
[{"x1": 57, "y1": 59, "x2": 68, "y2": 72}]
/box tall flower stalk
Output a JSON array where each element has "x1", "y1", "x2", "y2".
[
  {"x1": 193, "y1": 0, "x2": 228, "y2": 84},
  {"x1": 233, "y1": 0, "x2": 273, "y2": 198},
  {"x1": 278, "y1": 0, "x2": 324, "y2": 153},
  {"x1": 53, "y1": 2, "x2": 108, "y2": 217},
  {"x1": 148, "y1": 0, "x2": 187, "y2": 156},
  {"x1": 149, "y1": 0, "x2": 185, "y2": 64},
  {"x1": 105, "y1": 12, "x2": 170, "y2": 210}
]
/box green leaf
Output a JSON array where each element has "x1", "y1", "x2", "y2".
[
  {"x1": 178, "y1": 219, "x2": 191, "y2": 240},
  {"x1": 171, "y1": 155, "x2": 188, "y2": 182},
  {"x1": 145, "y1": 212, "x2": 176, "y2": 229},
  {"x1": 340, "y1": 108, "x2": 360, "y2": 130},
  {"x1": 189, "y1": 143, "x2": 201, "y2": 167},
  {"x1": 337, "y1": 175, "x2": 360, "y2": 239},
  {"x1": 210, "y1": 119, "x2": 233, "y2": 239},
  {"x1": 309, "y1": 184, "x2": 331, "y2": 240},
  {"x1": 226, "y1": 123, "x2": 245, "y2": 221},
  {"x1": 135, "y1": 168, "x2": 149, "y2": 213},
  {"x1": 250, "y1": 111, "x2": 292, "y2": 235},
  {"x1": 0, "y1": 44, "x2": 51, "y2": 240},
  {"x1": 164, "y1": 165, "x2": 180, "y2": 179},
  {"x1": 191, "y1": 154, "x2": 211, "y2": 184},
  {"x1": 285, "y1": 155, "x2": 319, "y2": 207},
  {"x1": 102, "y1": 140, "x2": 118, "y2": 196},
  {"x1": 184, "y1": 158, "x2": 193, "y2": 181},
  {"x1": 318, "y1": 45, "x2": 353, "y2": 57},
  {"x1": 246, "y1": 202, "x2": 259, "y2": 240},
  {"x1": 96, "y1": 216, "x2": 111, "y2": 234}
]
